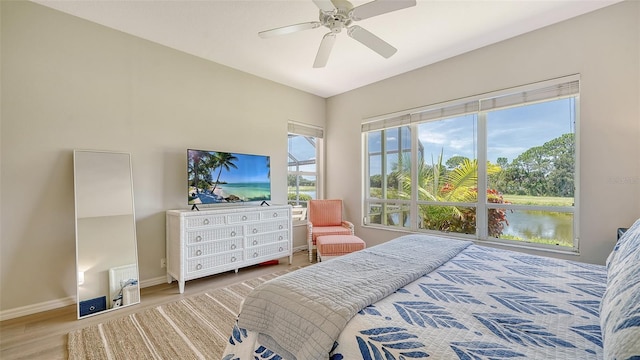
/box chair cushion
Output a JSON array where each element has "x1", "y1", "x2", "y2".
[
  {"x1": 309, "y1": 200, "x2": 343, "y2": 226},
  {"x1": 311, "y1": 226, "x2": 352, "y2": 243},
  {"x1": 317, "y1": 235, "x2": 366, "y2": 256}
]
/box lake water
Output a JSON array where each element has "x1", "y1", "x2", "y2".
[{"x1": 500, "y1": 209, "x2": 573, "y2": 244}]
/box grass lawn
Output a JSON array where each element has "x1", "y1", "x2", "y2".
[{"x1": 502, "y1": 194, "x2": 573, "y2": 207}]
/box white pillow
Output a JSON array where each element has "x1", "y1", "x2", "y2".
[{"x1": 600, "y1": 218, "x2": 640, "y2": 360}]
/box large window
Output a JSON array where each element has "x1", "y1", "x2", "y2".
[
  {"x1": 288, "y1": 122, "x2": 323, "y2": 223},
  {"x1": 363, "y1": 76, "x2": 579, "y2": 251}
]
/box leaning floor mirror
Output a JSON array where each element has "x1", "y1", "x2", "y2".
[{"x1": 73, "y1": 150, "x2": 140, "y2": 319}]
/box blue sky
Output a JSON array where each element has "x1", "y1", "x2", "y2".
[
  {"x1": 208, "y1": 153, "x2": 270, "y2": 184},
  {"x1": 288, "y1": 135, "x2": 317, "y2": 173},
  {"x1": 367, "y1": 98, "x2": 575, "y2": 175},
  {"x1": 410, "y1": 98, "x2": 574, "y2": 163}
]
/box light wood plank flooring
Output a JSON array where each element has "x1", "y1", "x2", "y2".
[{"x1": 0, "y1": 251, "x2": 310, "y2": 360}]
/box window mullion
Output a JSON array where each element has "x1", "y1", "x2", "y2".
[
  {"x1": 381, "y1": 130, "x2": 388, "y2": 225},
  {"x1": 410, "y1": 123, "x2": 419, "y2": 231},
  {"x1": 477, "y1": 112, "x2": 488, "y2": 239}
]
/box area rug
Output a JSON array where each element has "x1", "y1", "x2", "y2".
[{"x1": 68, "y1": 267, "x2": 304, "y2": 360}]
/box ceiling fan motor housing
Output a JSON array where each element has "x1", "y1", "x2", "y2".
[{"x1": 319, "y1": 0, "x2": 354, "y2": 32}]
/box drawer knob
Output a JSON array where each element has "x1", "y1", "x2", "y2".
[
  {"x1": 231, "y1": 256, "x2": 236, "y2": 262},
  {"x1": 252, "y1": 228, "x2": 258, "y2": 234},
  {"x1": 272, "y1": 213, "x2": 278, "y2": 218},
  {"x1": 279, "y1": 247, "x2": 284, "y2": 252},
  {"x1": 231, "y1": 244, "x2": 237, "y2": 250},
  {"x1": 196, "y1": 264, "x2": 202, "y2": 270},
  {"x1": 230, "y1": 231, "x2": 236, "y2": 237},
  {"x1": 253, "y1": 240, "x2": 258, "y2": 245},
  {"x1": 253, "y1": 252, "x2": 258, "y2": 258},
  {"x1": 195, "y1": 235, "x2": 202, "y2": 242},
  {"x1": 279, "y1": 225, "x2": 283, "y2": 230},
  {"x1": 195, "y1": 250, "x2": 202, "y2": 256},
  {"x1": 203, "y1": 219, "x2": 210, "y2": 225},
  {"x1": 242, "y1": 215, "x2": 247, "y2": 221},
  {"x1": 89, "y1": 306, "x2": 96, "y2": 311},
  {"x1": 279, "y1": 236, "x2": 283, "y2": 240}
]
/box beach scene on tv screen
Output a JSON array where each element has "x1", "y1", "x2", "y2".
[{"x1": 188, "y1": 150, "x2": 271, "y2": 204}]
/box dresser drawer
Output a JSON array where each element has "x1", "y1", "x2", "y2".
[
  {"x1": 187, "y1": 238, "x2": 243, "y2": 258},
  {"x1": 260, "y1": 208, "x2": 289, "y2": 220},
  {"x1": 185, "y1": 215, "x2": 226, "y2": 228},
  {"x1": 186, "y1": 251, "x2": 243, "y2": 273},
  {"x1": 227, "y1": 212, "x2": 260, "y2": 223},
  {"x1": 79, "y1": 296, "x2": 107, "y2": 317},
  {"x1": 245, "y1": 241, "x2": 290, "y2": 260},
  {"x1": 246, "y1": 231, "x2": 289, "y2": 247},
  {"x1": 246, "y1": 219, "x2": 288, "y2": 236},
  {"x1": 186, "y1": 226, "x2": 243, "y2": 244}
]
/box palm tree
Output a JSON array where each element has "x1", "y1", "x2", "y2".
[
  {"x1": 394, "y1": 149, "x2": 503, "y2": 234},
  {"x1": 188, "y1": 151, "x2": 203, "y2": 195},
  {"x1": 211, "y1": 152, "x2": 239, "y2": 193}
]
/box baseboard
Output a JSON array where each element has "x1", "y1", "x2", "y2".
[
  {"x1": 293, "y1": 245, "x2": 307, "y2": 253},
  {"x1": 140, "y1": 275, "x2": 168, "y2": 288},
  {"x1": 0, "y1": 276, "x2": 168, "y2": 321},
  {"x1": 0, "y1": 296, "x2": 76, "y2": 321},
  {"x1": 1, "y1": 257, "x2": 307, "y2": 321}
]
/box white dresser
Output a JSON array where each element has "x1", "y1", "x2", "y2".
[{"x1": 166, "y1": 204, "x2": 292, "y2": 293}]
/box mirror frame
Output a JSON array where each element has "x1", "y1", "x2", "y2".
[{"x1": 73, "y1": 150, "x2": 140, "y2": 319}]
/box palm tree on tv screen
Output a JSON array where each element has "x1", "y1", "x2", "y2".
[
  {"x1": 188, "y1": 151, "x2": 202, "y2": 195},
  {"x1": 189, "y1": 151, "x2": 215, "y2": 195},
  {"x1": 211, "y1": 152, "x2": 238, "y2": 194}
]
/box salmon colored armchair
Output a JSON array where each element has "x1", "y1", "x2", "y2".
[{"x1": 307, "y1": 199, "x2": 354, "y2": 262}]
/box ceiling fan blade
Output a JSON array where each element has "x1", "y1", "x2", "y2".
[
  {"x1": 347, "y1": 25, "x2": 397, "y2": 58},
  {"x1": 258, "y1": 21, "x2": 322, "y2": 38},
  {"x1": 313, "y1": 0, "x2": 336, "y2": 13},
  {"x1": 351, "y1": 0, "x2": 417, "y2": 21},
  {"x1": 313, "y1": 32, "x2": 337, "y2": 68}
]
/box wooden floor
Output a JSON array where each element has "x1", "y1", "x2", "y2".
[{"x1": 0, "y1": 251, "x2": 310, "y2": 360}]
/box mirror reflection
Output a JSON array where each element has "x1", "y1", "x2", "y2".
[{"x1": 74, "y1": 150, "x2": 140, "y2": 318}]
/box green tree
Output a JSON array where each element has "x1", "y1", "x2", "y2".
[
  {"x1": 211, "y1": 152, "x2": 238, "y2": 193},
  {"x1": 501, "y1": 133, "x2": 574, "y2": 197},
  {"x1": 188, "y1": 151, "x2": 215, "y2": 194},
  {"x1": 394, "y1": 150, "x2": 506, "y2": 236},
  {"x1": 446, "y1": 156, "x2": 468, "y2": 170}
]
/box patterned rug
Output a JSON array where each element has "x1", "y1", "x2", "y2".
[{"x1": 68, "y1": 267, "x2": 302, "y2": 360}]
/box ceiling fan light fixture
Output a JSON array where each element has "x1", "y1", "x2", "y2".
[{"x1": 258, "y1": 0, "x2": 416, "y2": 67}]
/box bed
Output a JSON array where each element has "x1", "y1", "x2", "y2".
[{"x1": 222, "y1": 218, "x2": 640, "y2": 360}]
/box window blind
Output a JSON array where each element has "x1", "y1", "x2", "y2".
[
  {"x1": 288, "y1": 121, "x2": 324, "y2": 138},
  {"x1": 411, "y1": 100, "x2": 479, "y2": 123},
  {"x1": 361, "y1": 75, "x2": 579, "y2": 132},
  {"x1": 480, "y1": 80, "x2": 579, "y2": 111},
  {"x1": 361, "y1": 114, "x2": 411, "y2": 132}
]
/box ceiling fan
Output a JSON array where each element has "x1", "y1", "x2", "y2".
[{"x1": 258, "y1": 0, "x2": 417, "y2": 68}]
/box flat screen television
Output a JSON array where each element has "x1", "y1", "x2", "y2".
[{"x1": 187, "y1": 149, "x2": 271, "y2": 206}]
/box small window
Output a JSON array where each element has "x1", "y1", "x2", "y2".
[{"x1": 288, "y1": 122, "x2": 323, "y2": 223}]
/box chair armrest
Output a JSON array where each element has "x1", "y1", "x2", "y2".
[
  {"x1": 342, "y1": 221, "x2": 354, "y2": 235},
  {"x1": 307, "y1": 221, "x2": 313, "y2": 238}
]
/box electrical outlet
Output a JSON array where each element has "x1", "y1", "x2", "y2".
[{"x1": 160, "y1": 258, "x2": 166, "y2": 268}]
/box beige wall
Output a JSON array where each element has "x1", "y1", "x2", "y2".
[
  {"x1": 326, "y1": 1, "x2": 640, "y2": 264},
  {"x1": 0, "y1": 1, "x2": 324, "y2": 315}
]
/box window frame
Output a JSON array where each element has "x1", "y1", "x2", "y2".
[
  {"x1": 362, "y1": 75, "x2": 580, "y2": 253},
  {"x1": 288, "y1": 121, "x2": 324, "y2": 225}
]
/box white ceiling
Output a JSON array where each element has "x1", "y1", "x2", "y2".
[{"x1": 33, "y1": 0, "x2": 622, "y2": 98}]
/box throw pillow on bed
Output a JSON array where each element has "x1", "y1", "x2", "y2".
[{"x1": 600, "y1": 217, "x2": 640, "y2": 360}]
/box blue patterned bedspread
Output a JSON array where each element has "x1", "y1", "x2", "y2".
[{"x1": 223, "y1": 243, "x2": 606, "y2": 360}]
